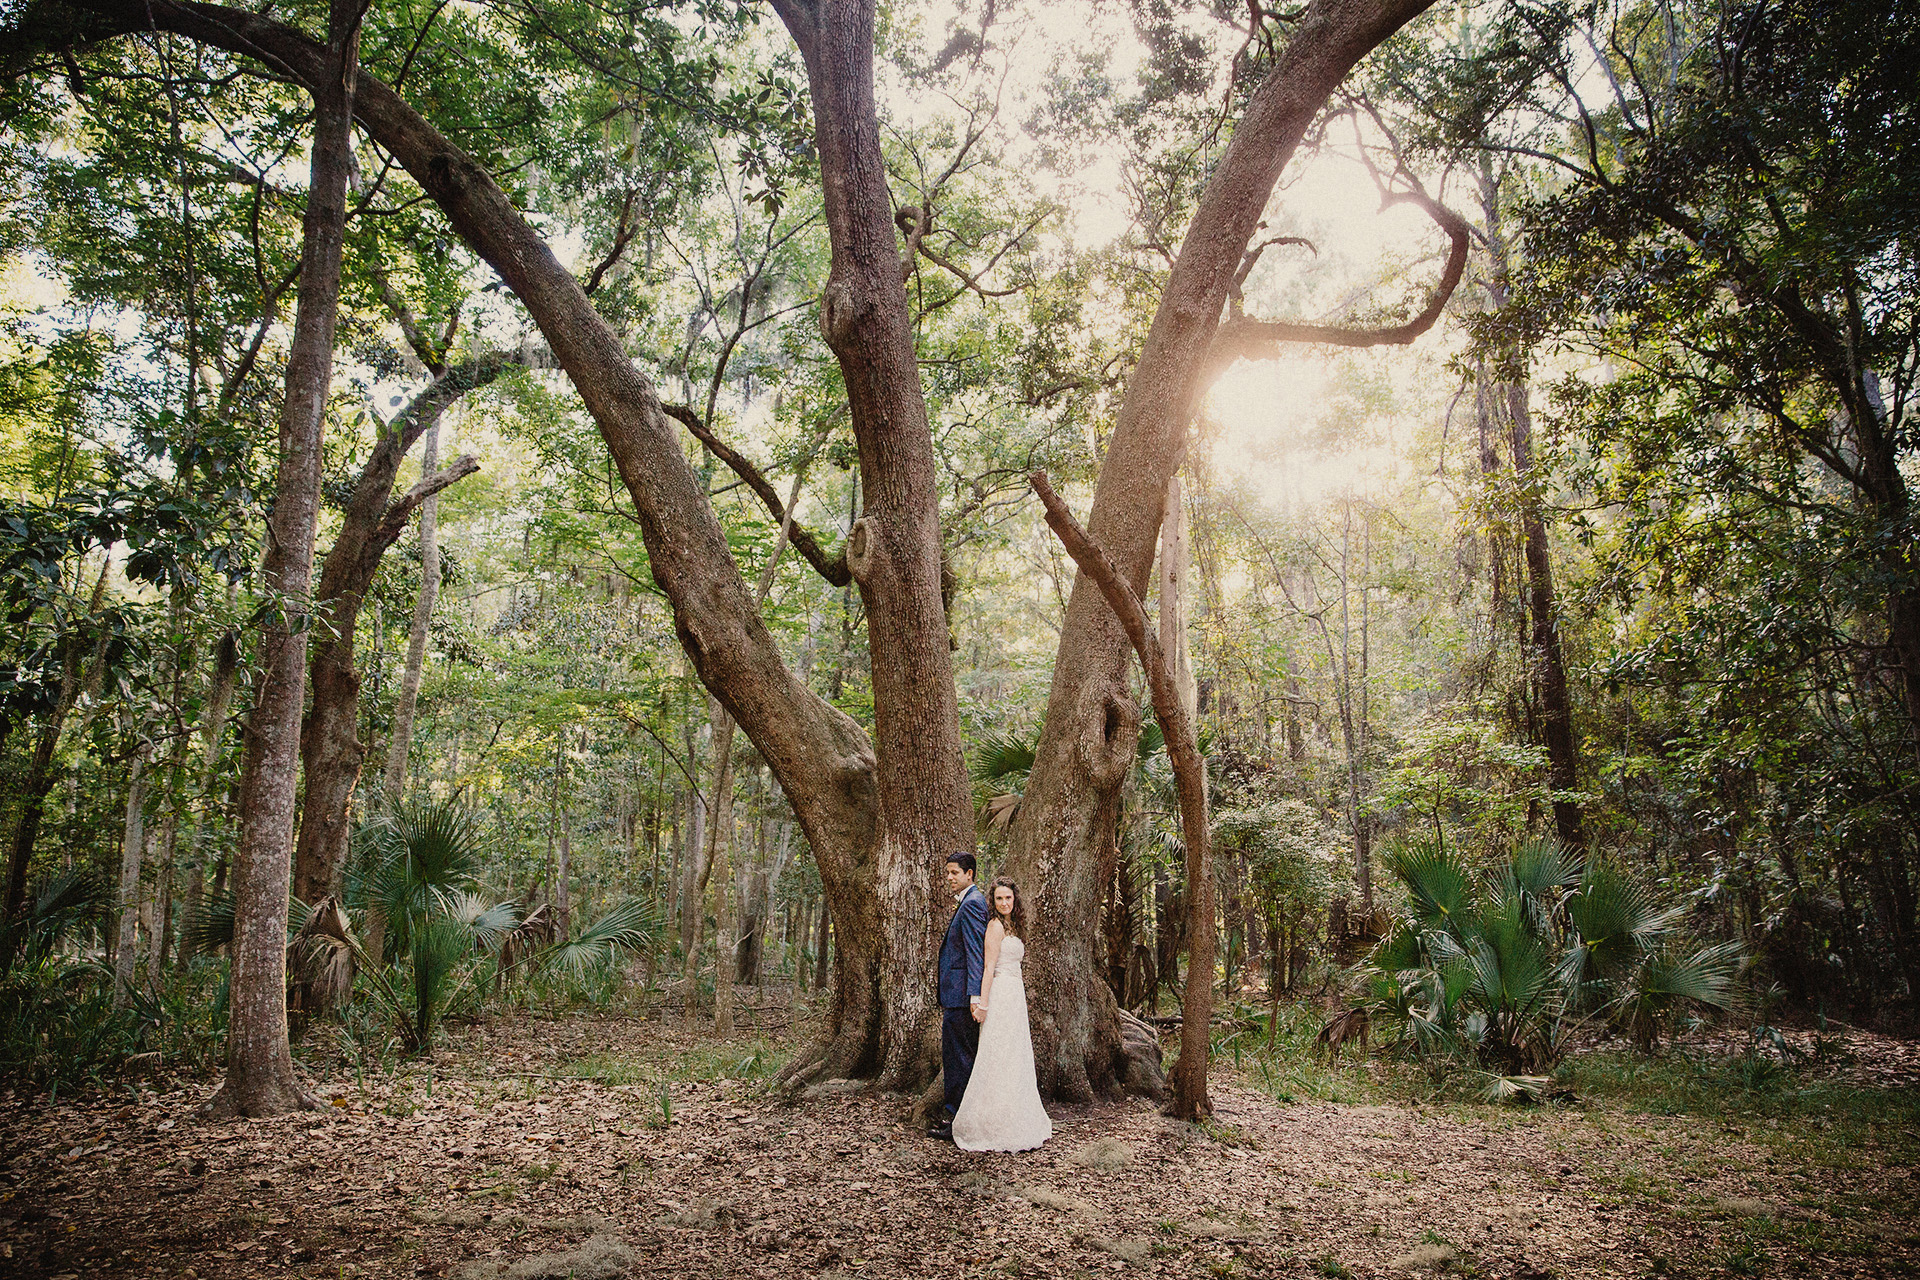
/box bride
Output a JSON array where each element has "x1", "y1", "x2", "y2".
[{"x1": 953, "y1": 878, "x2": 1052, "y2": 1152}]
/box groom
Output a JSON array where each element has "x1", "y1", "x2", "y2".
[{"x1": 929, "y1": 852, "x2": 989, "y2": 1140}]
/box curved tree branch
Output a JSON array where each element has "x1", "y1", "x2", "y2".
[
  {"x1": 659, "y1": 402, "x2": 851, "y2": 586},
  {"x1": 1208, "y1": 187, "x2": 1469, "y2": 368}
]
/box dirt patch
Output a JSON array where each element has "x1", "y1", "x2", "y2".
[{"x1": 1, "y1": 1009, "x2": 1914, "y2": 1279}]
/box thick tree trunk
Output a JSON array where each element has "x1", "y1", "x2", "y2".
[
  {"x1": 295, "y1": 366, "x2": 491, "y2": 902},
  {"x1": 768, "y1": 0, "x2": 975, "y2": 1090},
  {"x1": 202, "y1": 0, "x2": 361, "y2": 1119},
  {"x1": 1006, "y1": 0, "x2": 1439, "y2": 1100}
]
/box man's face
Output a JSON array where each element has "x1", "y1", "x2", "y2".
[{"x1": 944, "y1": 860, "x2": 973, "y2": 896}]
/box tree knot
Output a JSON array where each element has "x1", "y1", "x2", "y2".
[
  {"x1": 1075, "y1": 679, "x2": 1139, "y2": 790},
  {"x1": 819, "y1": 279, "x2": 860, "y2": 347},
  {"x1": 846, "y1": 517, "x2": 878, "y2": 584}
]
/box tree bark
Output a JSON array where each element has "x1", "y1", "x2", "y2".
[
  {"x1": 1006, "y1": 0, "x2": 1440, "y2": 1101},
  {"x1": 202, "y1": 0, "x2": 361, "y2": 1119},
  {"x1": 1032, "y1": 473, "x2": 1210, "y2": 1118},
  {"x1": 382, "y1": 422, "x2": 441, "y2": 801},
  {"x1": 294, "y1": 364, "x2": 493, "y2": 902},
  {"x1": 1480, "y1": 175, "x2": 1583, "y2": 848},
  {"x1": 767, "y1": 0, "x2": 974, "y2": 1089},
  {"x1": 3, "y1": 561, "x2": 106, "y2": 930},
  {"x1": 111, "y1": 739, "x2": 151, "y2": 1009}
]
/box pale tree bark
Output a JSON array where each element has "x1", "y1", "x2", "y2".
[
  {"x1": 383, "y1": 421, "x2": 441, "y2": 801},
  {"x1": 294, "y1": 358, "x2": 495, "y2": 902},
  {"x1": 202, "y1": 0, "x2": 362, "y2": 1119},
  {"x1": 1032, "y1": 473, "x2": 1214, "y2": 1120},
  {"x1": 1007, "y1": 0, "x2": 1445, "y2": 1102},
  {"x1": 111, "y1": 738, "x2": 151, "y2": 1010}
]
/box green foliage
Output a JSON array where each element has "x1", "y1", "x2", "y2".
[
  {"x1": 1364, "y1": 835, "x2": 1740, "y2": 1070},
  {"x1": 535, "y1": 897, "x2": 667, "y2": 978},
  {"x1": 353, "y1": 798, "x2": 517, "y2": 1053}
]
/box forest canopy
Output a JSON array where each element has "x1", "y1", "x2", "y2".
[{"x1": 0, "y1": 0, "x2": 1913, "y2": 1118}]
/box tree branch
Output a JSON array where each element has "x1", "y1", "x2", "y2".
[
  {"x1": 1027, "y1": 468, "x2": 1214, "y2": 1120},
  {"x1": 1209, "y1": 188, "x2": 1469, "y2": 367},
  {"x1": 659, "y1": 402, "x2": 851, "y2": 586},
  {"x1": 582, "y1": 187, "x2": 641, "y2": 295},
  {"x1": 376, "y1": 454, "x2": 479, "y2": 545}
]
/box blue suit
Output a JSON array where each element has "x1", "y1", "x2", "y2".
[{"x1": 939, "y1": 883, "x2": 990, "y2": 1121}]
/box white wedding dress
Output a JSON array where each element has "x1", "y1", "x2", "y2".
[{"x1": 953, "y1": 934, "x2": 1052, "y2": 1152}]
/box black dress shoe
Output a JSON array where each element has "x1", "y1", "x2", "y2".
[{"x1": 926, "y1": 1120, "x2": 954, "y2": 1140}]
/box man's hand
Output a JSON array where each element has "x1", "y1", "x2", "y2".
[{"x1": 971, "y1": 1003, "x2": 987, "y2": 1023}]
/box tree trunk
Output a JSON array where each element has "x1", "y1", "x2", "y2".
[
  {"x1": 112, "y1": 740, "x2": 151, "y2": 1009},
  {"x1": 1507, "y1": 384, "x2": 1583, "y2": 848},
  {"x1": 1033, "y1": 473, "x2": 1209, "y2": 1117},
  {"x1": 1005, "y1": 0, "x2": 1439, "y2": 1101},
  {"x1": 202, "y1": 0, "x2": 361, "y2": 1119},
  {"x1": 814, "y1": 893, "x2": 832, "y2": 993},
  {"x1": 383, "y1": 423, "x2": 440, "y2": 801},
  {"x1": 1480, "y1": 175, "x2": 1583, "y2": 849},
  {"x1": 768, "y1": 0, "x2": 975, "y2": 1090},
  {"x1": 713, "y1": 783, "x2": 736, "y2": 1036},
  {"x1": 3, "y1": 561, "x2": 106, "y2": 930},
  {"x1": 295, "y1": 367, "x2": 491, "y2": 902}
]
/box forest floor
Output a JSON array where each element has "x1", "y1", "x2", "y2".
[{"x1": 4, "y1": 994, "x2": 1918, "y2": 1280}]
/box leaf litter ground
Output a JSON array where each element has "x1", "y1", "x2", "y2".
[{"x1": 3, "y1": 1006, "x2": 1916, "y2": 1279}]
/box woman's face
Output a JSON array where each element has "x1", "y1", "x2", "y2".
[{"x1": 994, "y1": 885, "x2": 1015, "y2": 918}]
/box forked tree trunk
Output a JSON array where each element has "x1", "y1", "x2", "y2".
[
  {"x1": 202, "y1": 0, "x2": 361, "y2": 1119},
  {"x1": 1006, "y1": 0, "x2": 1441, "y2": 1101},
  {"x1": 767, "y1": 0, "x2": 975, "y2": 1090},
  {"x1": 294, "y1": 366, "x2": 491, "y2": 903}
]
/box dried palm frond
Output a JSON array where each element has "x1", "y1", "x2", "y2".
[{"x1": 288, "y1": 896, "x2": 357, "y2": 1015}]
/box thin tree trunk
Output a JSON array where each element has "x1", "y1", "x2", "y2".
[
  {"x1": 112, "y1": 740, "x2": 151, "y2": 1009},
  {"x1": 202, "y1": 0, "x2": 361, "y2": 1118},
  {"x1": 556, "y1": 737, "x2": 572, "y2": 942},
  {"x1": 814, "y1": 893, "x2": 832, "y2": 993},
  {"x1": 3, "y1": 561, "x2": 107, "y2": 931},
  {"x1": 1480, "y1": 173, "x2": 1583, "y2": 848},
  {"x1": 384, "y1": 423, "x2": 440, "y2": 800}
]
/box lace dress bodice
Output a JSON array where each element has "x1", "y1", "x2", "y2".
[{"x1": 993, "y1": 934, "x2": 1025, "y2": 975}]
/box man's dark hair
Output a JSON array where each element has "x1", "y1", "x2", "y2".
[{"x1": 945, "y1": 851, "x2": 977, "y2": 876}]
